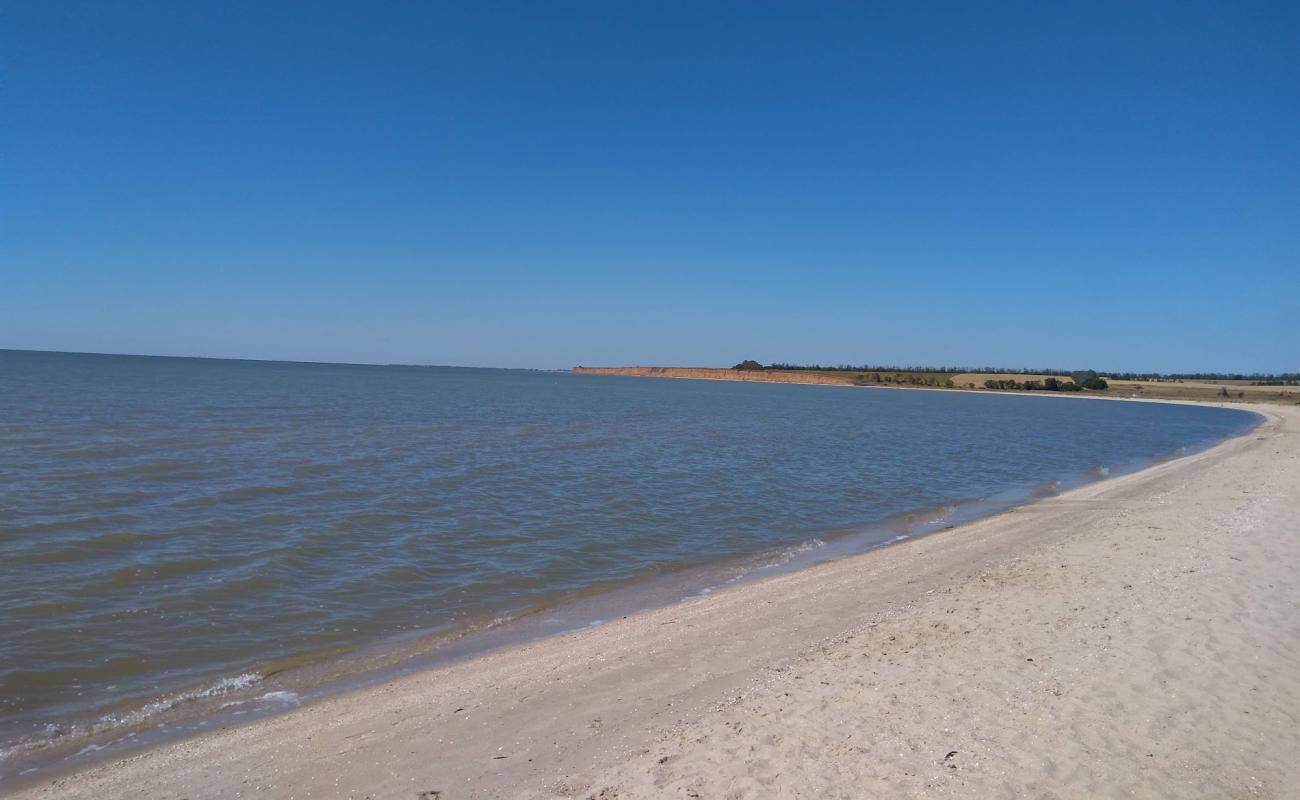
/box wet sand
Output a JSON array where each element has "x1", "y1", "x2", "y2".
[{"x1": 11, "y1": 403, "x2": 1299, "y2": 799}]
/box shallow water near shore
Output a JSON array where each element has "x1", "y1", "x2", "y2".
[{"x1": 0, "y1": 350, "x2": 1260, "y2": 780}]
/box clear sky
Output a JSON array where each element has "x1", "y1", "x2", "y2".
[{"x1": 3, "y1": 2, "x2": 1297, "y2": 372}]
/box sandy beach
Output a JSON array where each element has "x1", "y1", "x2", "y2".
[{"x1": 10, "y1": 402, "x2": 1299, "y2": 799}]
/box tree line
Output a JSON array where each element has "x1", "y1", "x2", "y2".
[
  {"x1": 737, "y1": 361, "x2": 1295, "y2": 382},
  {"x1": 734, "y1": 362, "x2": 1109, "y2": 391},
  {"x1": 983, "y1": 374, "x2": 1107, "y2": 392}
]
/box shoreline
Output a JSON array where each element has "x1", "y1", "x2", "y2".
[
  {"x1": 7, "y1": 401, "x2": 1295, "y2": 798},
  {"x1": 0, "y1": 397, "x2": 1260, "y2": 786},
  {"x1": 571, "y1": 366, "x2": 1300, "y2": 406}
]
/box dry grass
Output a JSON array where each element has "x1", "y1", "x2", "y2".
[
  {"x1": 1103, "y1": 379, "x2": 1300, "y2": 405},
  {"x1": 575, "y1": 367, "x2": 1300, "y2": 406}
]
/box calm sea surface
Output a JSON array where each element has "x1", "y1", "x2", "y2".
[{"x1": 0, "y1": 350, "x2": 1258, "y2": 774}]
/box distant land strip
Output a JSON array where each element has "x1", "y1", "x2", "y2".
[
  {"x1": 571, "y1": 365, "x2": 1300, "y2": 405},
  {"x1": 571, "y1": 366, "x2": 855, "y2": 386}
]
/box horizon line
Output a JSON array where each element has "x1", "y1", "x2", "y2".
[{"x1": 3, "y1": 347, "x2": 1296, "y2": 379}]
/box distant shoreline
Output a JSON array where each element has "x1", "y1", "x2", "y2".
[
  {"x1": 573, "y1": 365, "x2": 859, "y2": 386},
  {"x1": 572, "y1": 365, "x2": 1300, "y2": 406}
]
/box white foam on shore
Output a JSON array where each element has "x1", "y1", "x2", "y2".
[
  {"x1": 759, "y1": 537, "x2": 826, "y2": 571},
  {"x1": 259, "y1": 691, "x2": 301, "y2": 707},
  {"x1": 97, "y1": 673, "x2": 263, "y2": 730},
  {"x1": 0, "y1": 672, "x2": 264, "y2": 764}
]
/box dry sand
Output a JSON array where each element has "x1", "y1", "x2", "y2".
[{"x1": 10, "y1": 404, "x2": 1299, "y2": 799}]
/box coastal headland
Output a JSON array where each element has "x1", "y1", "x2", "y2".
[{"x1": 12, "y1": 401, "x2": 1299, "y2": 798}]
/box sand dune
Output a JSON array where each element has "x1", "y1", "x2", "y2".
[{"x1": 12, "y1": 404, "x2": 1299, "y2": 799}]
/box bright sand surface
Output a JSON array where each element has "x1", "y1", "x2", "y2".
[{"x1": 11, "y1": 403, "x2": 1299, "y2": 799}]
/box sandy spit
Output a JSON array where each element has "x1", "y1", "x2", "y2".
[
  {"x1": 10, "y1": 405, "x2": 1299, "y2": 800},
  {"x1": 572, "y1": 366, "x2": 859, "y2": 385}
]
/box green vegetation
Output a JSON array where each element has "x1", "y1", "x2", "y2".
[
  {"x1": 1069, "y1": 370, "x2": 1109, "y2": 390},
  {"x1": 731, "y1": 361, "x2": 1112, "y2": 393},
  {"x1": 848, "y1": 372, "x2": 971, "y2": 389},
  {"x1": 768, "y1": 362, "x2": 1080, "y2": 375},
  {"x1": 1109, "y1": 371, "x2": 1300, "y2": 382},
  {"x1": 695, "y1": 361, "x2": 1297, "y2": 405},
  {"x1": 984, "y1": 378, "x2": 1084, "y2": 392},
  {"x1": 762, "y1": 363, "x2": 1296, "y2": 383},
  {"x1": 978, "y1": 372, "x2": 1106, "y2": 392},
  {"x1": 726, "y1": 360, "x2": 1116, "y2": 393}
]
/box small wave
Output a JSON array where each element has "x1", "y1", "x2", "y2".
[
  {"x1": 19, "y1": 531, "x2": 157, "y2": 564},
  {"x1": 216, "y1": 484, "x2": 302, "y2": 503},
  {"x1": 258, "y1": 691, "x2": 300, "y2": 707},
  {"x1": 171, "y1": 494, "x2": 219, "y2": 509},
  {"x1": 1031, "y1": 479, "x2": 1062, "y2": 497},
  {"x1": 0, "y1": 673, "x2": 263, "y2": 764},
  {"x1": 87, "y1": 556, "x2": 232, "y2": 587},
  {"x1": 92, "y1": 673, "x2": 263, "y2": 730},
  {"x1": 749, "y1": 538, "x2": 827, "y2": 572},
  {"x1": 774, "y1": 537, "x2": 825, "y2": 564},
  {"x1": 926, "y1": 506, "x2": 956, "y2": 524},
  {"x1": 111, "y1": 460, "x2": 203, "y2": 477},
  {"x1": 55, "y1": 444, "x2": 138, "y2": 460}
]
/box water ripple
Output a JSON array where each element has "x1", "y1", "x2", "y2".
[{"x1": 0, "y1": 351, "x2": 1259, "y2": 770}]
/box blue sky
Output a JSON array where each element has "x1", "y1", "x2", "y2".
[{"x1": 3, "y1": 1, "x2": 1297, "y2": 371}]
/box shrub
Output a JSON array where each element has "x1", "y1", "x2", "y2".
[
  {"x1": 1070, "y1": 370, "x2": 1108, "y2": 390},
  {"x1": 733, "y1": 360, "x2": 764, "y2": 371}
]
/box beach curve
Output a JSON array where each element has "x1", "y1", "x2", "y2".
[{"x1": 8, "y1": 402, "x2": 1299, "y2": 799}]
